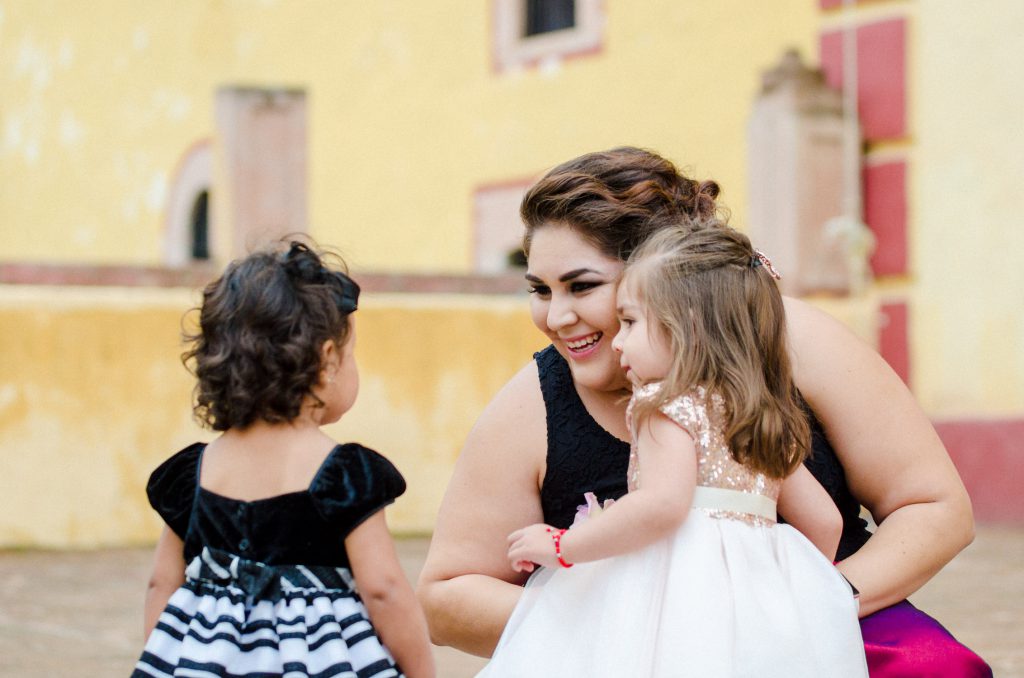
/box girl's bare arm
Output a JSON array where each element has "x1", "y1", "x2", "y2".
[
  {"x1": 778, "y1": 465, "x2": 843, "y2": 561},
  {"x1": 143, "y1": 527, "x2": 186, "y2": 640},
  {"x1": 784, "y1": 297, "x2": 974, "y2": 616},
  {"x1": 512, "y1": 413, "x2": 694, "y2": 567},
  {"x1": 347, "y1": 511, "x2": 435, "y2": 678}
]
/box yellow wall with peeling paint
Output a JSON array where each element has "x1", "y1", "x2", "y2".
[
  {"x1": 0, "y1": 287, "x2": 545, "y2": 547},
  {"x1": 0, "y1": 284, "x2": 882, "y2": 548},
  {"x1": 3, "y1": 1, "x2": 1023, "y2": 546},
  {"x1": 911, "y1": 1, "x2": 1024, "y2": 417},
  {"x1": 0, "y1": 0, "x2": 816, "y2": 269}
]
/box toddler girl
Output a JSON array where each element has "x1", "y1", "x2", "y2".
[
  {"x1": 480, "y1": 224, "x2": 868, "y2": 677},
  {"x1": 134, "y1": 241, "x2": 434, "y2": 678}
]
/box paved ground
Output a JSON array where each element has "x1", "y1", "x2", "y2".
[{"x1": 1, "y1": 527, "x2": 1021, "y2": 677}]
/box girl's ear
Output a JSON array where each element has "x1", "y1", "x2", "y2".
[{"x1": 319, "y1": 338, "x2": 339, "y2": 382}]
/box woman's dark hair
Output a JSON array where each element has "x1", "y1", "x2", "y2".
[
  {"x1": 183, "y1": 238, "x2": 360, "y2": 431},
  {"x1": 520, "y1": 146, "x2": 723, "y2": 261}
]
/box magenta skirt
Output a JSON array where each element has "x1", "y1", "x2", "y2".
[{"x1": 861, "y1": 601, "x2": 991, "y2": 677}]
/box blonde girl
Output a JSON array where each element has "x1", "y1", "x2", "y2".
[{"x1": 480, "y1": 224, "x2": 867, "y2": 677}]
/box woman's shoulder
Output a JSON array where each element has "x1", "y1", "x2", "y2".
[
  {"x1": 783, "y1": 296, "x2": 859, "y2": 348},
  {"x1": 470, "y1": 357, "x2": 547, "y2": 440},
  {"x1": 454, "y1": 356, "x2": 549, "y2": 488}
]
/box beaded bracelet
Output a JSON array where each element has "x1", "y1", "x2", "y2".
[{"x1": 545, "y1": 527, "x2": 573, "y2": 568}]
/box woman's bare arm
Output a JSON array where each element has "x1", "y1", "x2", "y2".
[
  {"x1": 347, "y1": 511, "x2": 435, "y2": 678},
  {"x1": 143, "y1": 527, "x2": 186, "y2": 640},
  {"x1": 784, "y1": 297, "x2": 974, "y2": 616},
  {"x1": 416, "y1": 361, "x2": 549, "y2": 657}
]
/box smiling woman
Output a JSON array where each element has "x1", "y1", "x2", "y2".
[
  {"x1": 525, "y1": 227, "x2": 626, "y2": 399},
  {"x1": 416, "y1": 147, "x2": 991, "y2": 676}
]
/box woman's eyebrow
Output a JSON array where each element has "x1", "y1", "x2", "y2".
[
  {"x1": 559, "y1": 268, "x2": 601, "y2": 282},
  {"x1": 524, "y1": 268, "x2": 603, "y2": 284}
]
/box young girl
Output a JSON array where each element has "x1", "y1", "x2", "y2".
[
  {"x1": 479, "y1": 224, "x2": 868, "y2": 677},
  {"x1": 134, "y1": 241, "x2": 434, "y2": 678}
]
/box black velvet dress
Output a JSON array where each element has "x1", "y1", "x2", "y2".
[{"x1": 133, "y1": 442, "x2": 406, "y2": 678}]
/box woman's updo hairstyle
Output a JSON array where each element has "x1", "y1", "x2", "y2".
[
  {"x1": 183, "y1": 238, "x2": 360, "y2": 431},
  {"x1": 520, "y1": 146, "x2": 722, "y2": 261}
]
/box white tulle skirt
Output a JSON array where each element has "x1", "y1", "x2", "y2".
[{"x1": 478, "y1": 511, "x2": 868, "y2": 678}]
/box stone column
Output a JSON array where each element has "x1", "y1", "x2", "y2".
[
  {"x1": 747, "y1": 50, "x2": 873, "y2": 296},
  {"x1": 215, "y1": 87, "x2": 308, "y2": 257}
]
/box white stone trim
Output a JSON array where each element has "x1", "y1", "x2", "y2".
[
  {"x1": 163, "y1": 141, "x2": 212, "y2": 267},
  {"x1": 493, "y1": 0, "x2": 605, "y2": 72}
]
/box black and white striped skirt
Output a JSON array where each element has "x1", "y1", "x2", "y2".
[{"x1": 133, "y1": 548, "x2": 401, "y2": 678}]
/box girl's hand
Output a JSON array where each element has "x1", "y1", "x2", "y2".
[{"x1": 507, "y1": 523, "x2": 560, "y2": 572}]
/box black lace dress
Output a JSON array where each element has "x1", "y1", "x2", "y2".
[{"x1": 535, "y1": 345, "x2": 873, "y2": 560}]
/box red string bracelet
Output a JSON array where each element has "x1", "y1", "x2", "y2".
[{"x1": 545, "y1": 527, "x2": 573, "y2": 568}]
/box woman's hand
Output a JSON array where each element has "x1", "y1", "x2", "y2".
[{"x1": 507, "y1": 524, "x2": 560, "y2": 572}]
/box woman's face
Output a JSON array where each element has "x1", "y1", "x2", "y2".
[{"x1": 526, "y1": 225, "x2": 628, "y2": 393}]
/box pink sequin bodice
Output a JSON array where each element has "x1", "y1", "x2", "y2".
[{"x1": 626, "y1": 384, "x2": 781, "y2": 526}]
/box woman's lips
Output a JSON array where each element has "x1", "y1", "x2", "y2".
[{"x1": 563, "y1": 332, "x2": 602, "y2": 359}]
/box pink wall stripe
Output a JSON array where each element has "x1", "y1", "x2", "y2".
[
  {"x1": 879, "y1": 301, "x2": 910, "y2": 385},
  {"x1": 863, "y1": 160, "x2": 908, "y2": 276},
  {"x1": 935, "y1": 419, "x2": 1024, "y2": 524},
  {"x1": 819, "y1": 17, "x2": 907, "y2": 142}
]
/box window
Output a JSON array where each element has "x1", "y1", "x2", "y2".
[
  {"x1": 473, "y1": 181, "x2": 532, "y2": 274},
  {"x1": 164, "y1": 141, "x2": 213, "y2": 267},
  {"x1": 493, "y1": 0, "x2": 604, "y2": 72},
  {"x1": 190, "y1": 191, "x2": 210, "y2": 260},
  {"x1": 525, "y1": 0, "x2": 575, "y2": 36}
]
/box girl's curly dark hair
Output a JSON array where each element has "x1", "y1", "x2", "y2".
[{"x1": 182, "y1": 239, "x2": 359, "y2": 431}]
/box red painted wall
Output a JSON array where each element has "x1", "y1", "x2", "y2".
[
  {"x1": 936, "y1": 420, "x2": 1024, "y2": 524},
  {"x1": 879, "y1": 301, "x2": 910, "y2": 385},
  {"x1": 819, "y1": 18, "x2": 907, "y2": 142},
  {"x1": 863, "y1": 160, "x2": 908, "y2": 276}
]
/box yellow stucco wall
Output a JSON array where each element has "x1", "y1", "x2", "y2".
[
  {"x1": 0, "y1": 283, "x2": 880, "y2": 548},
  {"x1": 0, "y1": 0, "x2": 816, "y2": 269},
  {"x1": 0, "y1": 286, "x2": 545, "y2": 547},
  {"x1": 4, "y1": 2, "x2": 1022, "y2": 547},
  {"x1": 912, "y1": 1, "x2": 1024, "y2": 417}
]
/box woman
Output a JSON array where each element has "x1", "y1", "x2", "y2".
[{"x1": 417, "y1": 147, "x2": 990, "y2": 675}]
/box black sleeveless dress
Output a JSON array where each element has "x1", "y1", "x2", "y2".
[{"x1": 535, "y1": 345, "x2": 872, "y2": 561}]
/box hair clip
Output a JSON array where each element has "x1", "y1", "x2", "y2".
[
  {"x1": 282, "y1": 242, "x2": 360, "y2": 314},
  {"x1": 333, "y1": 274, "x2": 360, "y2": 314},
  {"x1": 751, "y1": 249, "x2": 781, "y2": 280}
]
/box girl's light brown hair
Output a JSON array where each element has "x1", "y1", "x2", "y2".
[{"x1": 625, "y1": 223, "x2": 809, "y2": 478}]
